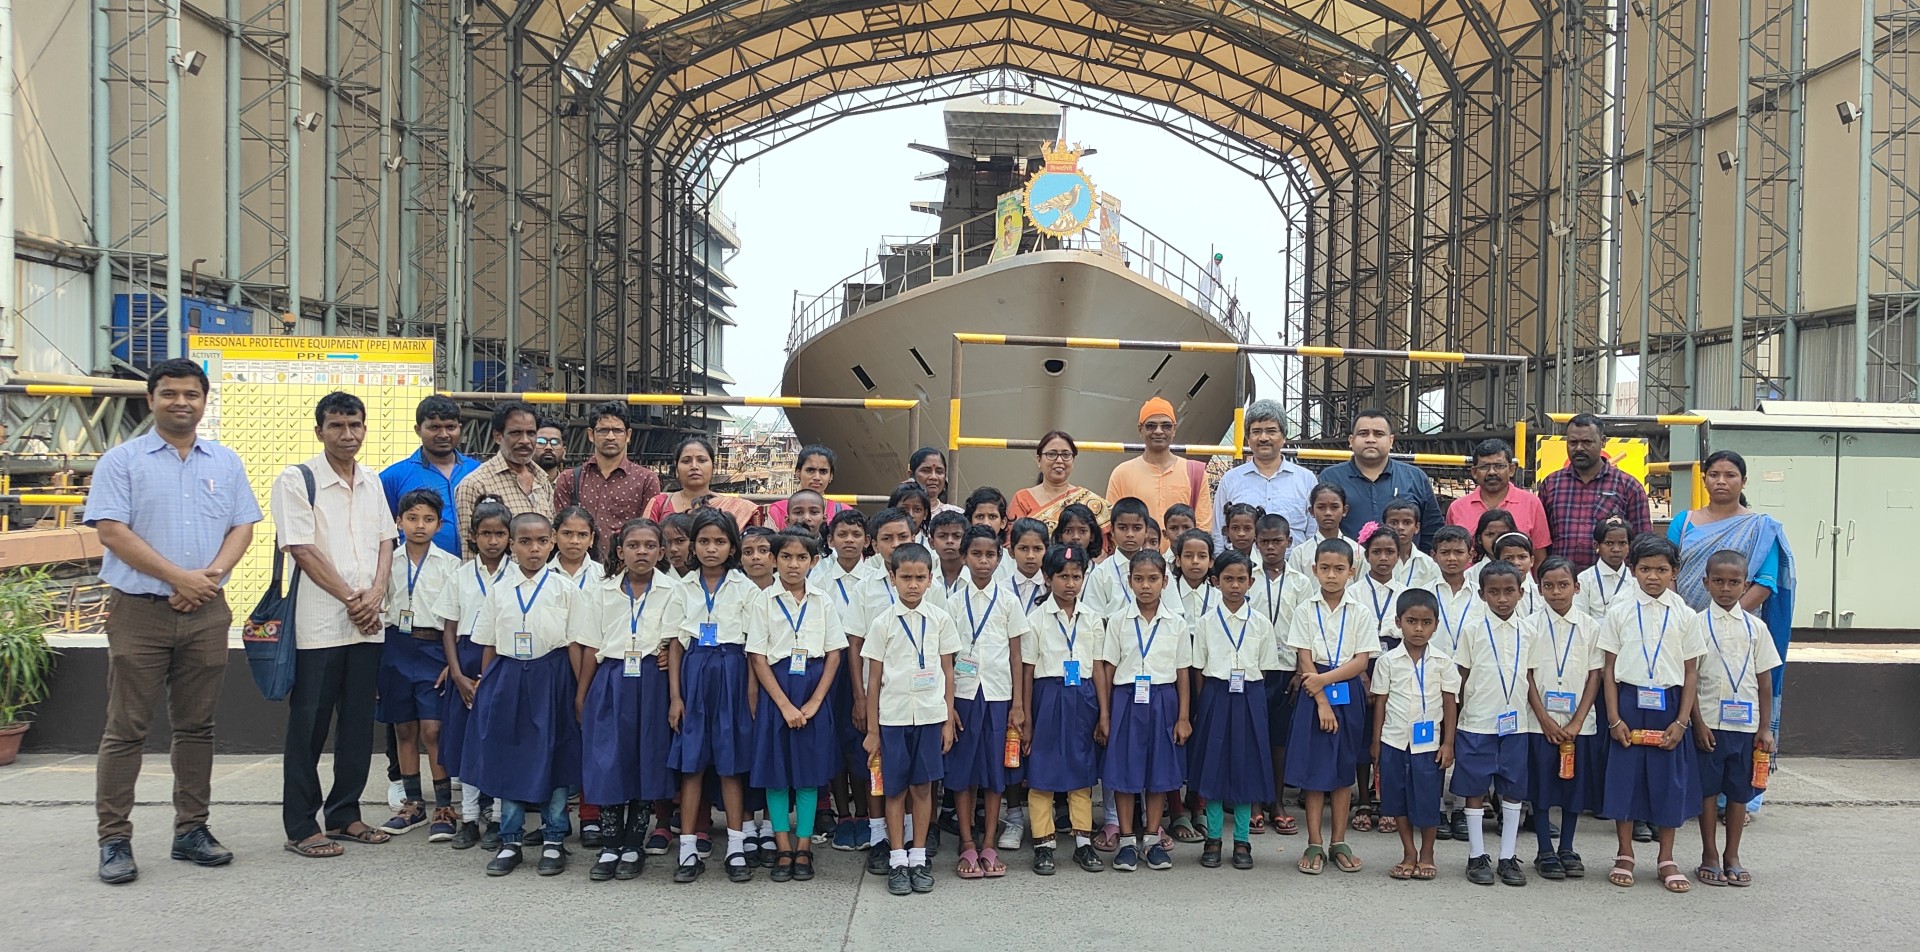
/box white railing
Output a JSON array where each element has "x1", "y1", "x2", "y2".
[{"x1": 787, "y1": 207, "x2": 1250, "y2": 352}]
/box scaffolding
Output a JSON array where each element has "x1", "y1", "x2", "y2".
[{"x1": 1860, "y1": 0, "x2": 1920, "y2": 402}]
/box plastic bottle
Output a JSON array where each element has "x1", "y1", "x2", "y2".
[
  {"x1": 1004, "y1": 726, "x2": 1021, "y2": 768},
  {"x1": 1751, "y1": 749, "x2": 1770, "y2": 791},
  {"x1": 869, "y1": 750, "x2": 884, "y2": 797},
  {"x1": 1558, "y1": 740, "x2": 1576, "y2": 779}
]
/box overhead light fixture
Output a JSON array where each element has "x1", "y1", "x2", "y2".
[
  {"x1": 1626, "y1": 188, "x2": 1643, "y2": 207},
  {"x1": 1549, "y1": 220, "x2": 1572, "y2": 239},
  {"x1": 385, "y1": 155, "x2": 406, "y2": 172},
  {"x1": 509, "y1": 219, "x2": 525, "y2": 234},
  {"x1": 296, "y1": 111, "x2": 323, "y2": 132},
  {"x1": 1837, "y1": 101, "x2": 1861, "y2": 126},
  {"x1": 455, "y1": 189, "x2": 475, "y2": 209},
  {"x1": 172, "y1": 50, "x2": 206, "y2": 75},
  {"x1": 1716, "y1": 150, "x2": 1735, "y2": 172},
  {"x1": 1631, "y1": 1, "x2": 1648, "y2": 16}
]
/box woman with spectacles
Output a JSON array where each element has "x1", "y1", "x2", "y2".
[{"x1": 1007, "y1": 430, "x2": 1111, "y2": 534}]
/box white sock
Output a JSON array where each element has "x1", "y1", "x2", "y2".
[
  {"x1": 870, "y1": 817, "x2": 887, "y2": 842},
  {"x1": 1499, "y1": 802, "x2": 1523, "y2": 860},
  {"x1": 678, "y1": 834, "x2": 697, "y2": 864},
  {"x1": 726, "y1": 827, "x2": 747, "y2": 865},
  {"x1": 1075, "y1": 833, "x2": 1092, "y2": 848},
  {"x1": 890, "y1": 848, "x2": 909, "y2": 869},
  {"x1": 1464, "y1": 807, "x2": 1487, "y2": 857},
  {"x1": 908, "y1": 846, "x2": 927, "y2": 865},
  {"x1": 460, "y1": 782, "x2": 482, "y2": 823}
]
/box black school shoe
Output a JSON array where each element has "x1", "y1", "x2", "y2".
[
  {"x1": 451, "y1": 821, "x2": 480, "y2": 850},
  {"x1": 615, "y1": 852, "x2": 645, "y2": 880},
  {"x1": 1558, "y1": 849, "x2": 1586, "y2": 878},
  {"x1": 98, "y1": 838, "x2": 138, "y2": 885},
  {"x1": 170, "y1": 825, "x2": 234, "y2": 867},
  {"x1": 1032, "y1": 843, "x2": 1057, "y2": 875},
  {"x1": 867, "y1": 839, "x2": 891, "y2": 875},
  {"x1": 1534, "y1": 851, "x2": 1567, "y2": 880},
  {"x1": 1498, "y1": 857, "x2": 1527, "y2": 886},
  {"x1": 1073, "y1": 844, "x2": 1105, "y2": 872},
  {"x1": 909, "y1": 863, "x2": 935, "y2": 893},
  {"x1": 479, "y1": 821, "x2": 502, "y2": 852},
  {"x1": 486, "y1": 846, "x2": 523, "y2": 876},
  {"x1": 793, "y1": 849, "x2": 816, "y2": 881},
  {"x1": 1231, "y1": 841, "x2": 1254, "y2": 870},
  {"x1": 1200, "y1": 839, "x2": 1223, "y2": 868},
  {"x1": 771, "y1": 851, "x2": 795, "y2": 883},
  {"x1": 726, "y1": 853, "x2": 754, "y2": 883},
  {"x1": 590, "y1": 850, "x2": 620, "y2": 881},
  {"x1": 1448, "y1": 810, "x2": 1469, "y2": 842},
  {"x1": 1465, "y1": 853, "x2": 1494, "y2": 886},
  {"x1": 887, "y1": 865, "x2": 911, "y2": 895},
  {"x1": 580, "y1": 822, "x2": 605, "y2": 850},
  {"x1": 673, "y1": 857, "x2": 705, "y2": 883},
  {"x1": 1632, "y1": 819, "x2": 1655, "y2": 843},
  {"x1": 926, "y1": 823, "x2": 942, "y2": 859},
  {"x1": 536, "y1": 843, "x2": 569, "y2": 876}
]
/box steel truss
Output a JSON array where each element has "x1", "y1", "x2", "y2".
[
  {"x1": 1859, "y1": 0, "x2": 1920, "y2": 402},
  {"x1": 1732, "y1": 0, "x2": 1806, "y2": 405},
  {"x1": 1632, "y1": 0, "x2": 1708, "y2": 415}
]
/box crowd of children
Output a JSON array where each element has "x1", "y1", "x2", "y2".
[{"x1": 367, "y1": 473, "x2": 1779, "y2": 896}]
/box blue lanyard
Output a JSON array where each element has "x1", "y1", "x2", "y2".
[
  {"x1": 1442, "y1": 587, "x2": 1472, "y2": 643},
  {"x1": 1197, "y1": 584, "x2": 1213, "y2": 616},
  {"x1": 1634, "y1": 603, "x2": 1670, "y2": 683},
  {"x1": 1485, "y1": 618, "x2": 1522, "y2": 703},
  {"x1": 405, "y1": 552, "x2": 426, "y2": 598},
  {"x1": 1133, "y1": 616, "x2": 1162, "y2": 661},
  {"x1": 514, "y1": 569, "x2": 551, "y2": 628},
  {"x1": 1057, "y1": 614, "x2": 1080, "y2": 658},
  {"x1": 777, "y1": 592, "x2": 809, "y2": 637},
  {"x1": 473, "y1": 561, "x2": 493, "y2": 597},
  {"x1": 1113, "y1": 560, "x2": 1133, "y2": 603},
  {"x1": 1706, "y1": 610, "x2": 1755, "y2": 695},
  {"x1": 572, "y1": 565, "x2": 592, "y2": 589},
  {"x1": 1367, "y1": 576, "x2": 1394, "y2": 625},
  {"x1": 1214, "y1": 606, "x2": 1249, "y2": 661},
  {"x1": 833, "y1": 576, "x2": 851, "y2": 607},
  {"x1": 899, "y1": 614, "x2": 928, "y2": 668},
  {"x1": 1314, "y1": 601, "x2": 1347, "y2": 665},
  {"x1": 1591, "y1": 565, "x2": 1626, "y2": 605},
  {"x1": 622, "y1": 577, "x2": 652, "y2": 637},
  {"x1": 964, "y1": 584, "x2": 1000, "y2": 648},
  {"x1": 1016, "y1": 577, "x2": 1043, "y2": 609},
  {"x1": 1412, "y1": 652, "x2": 1430, "y2": 715},
  {"x1": 1545, "y1": 614, "x2": 1575, "y2": 680},
  {"x1": 1402, "y1": 558, "x2": 1417, "y2": 587},
  {"x1": 699, "y1": 572, "x2": 727, "y2": 618}
]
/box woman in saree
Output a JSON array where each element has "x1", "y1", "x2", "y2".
[
  {"x1": 1666, "y1": 449, "x2": 1794, "y2": 815},
  {"x1": 1007, "y1": 430, "x2": 1111, "y2": 533},
  {"x1": 644, "y1": 435, "x2": 764, "y2": 529}
]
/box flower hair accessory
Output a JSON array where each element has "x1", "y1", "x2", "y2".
[{"x1": 1356, "y1": 521, "x2": 1382, "y2": 545}]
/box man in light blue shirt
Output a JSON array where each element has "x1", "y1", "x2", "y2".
[
  {"x1": 84, "y1": 358, "x2": 260, "y2": 885},
  {"x1": 1211, "y1": 399, "x2": 1313, "y2": 550}
]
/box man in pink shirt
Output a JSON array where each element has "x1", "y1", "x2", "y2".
[
  {"x1": 1104, "y1": 396, "x2": 1213, "y2": 531},
  {"x1": 1446, "y1": 438, "x2": 1551, "y2": 551}
]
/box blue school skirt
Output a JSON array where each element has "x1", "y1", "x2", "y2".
[
  {"x1": 749, "y1": 656, "x2": 840, "y2": 790},
  {"x1": 462, "y1": 650, "x2": 581, "y2": 804},
  {"x1": 1102, "y1": 682, "x2": 1184, "y2": 795},
  {"x1": 1188, "y1": 677, "x2": 1274, "y2": 804},
  {"x1": 1450, "y1": 730, "x2": 1529, "y2": 800},
  {"x1": 667, "y1": 642, "x2": 752, "y2": 777},
  {"x1": 945, "y1": 696, "x2": 1019, "y2": 792},
  {"x1": 1694, "y1": 728, "x2": 1758, "y2": 804},
  {"x1": 831, "y1": 656, "x2": 866, "y2": 761},
  {"x1": 438, "y1": 635, "x2": 485, "y2": 776},
  {"x1": 1264, "y1": 671, "x2": 1297, "y2": 745},
  {"x1": 376, "y1": 627, "x2": 447, "y2": 724},
  {"x1": 1284, "y1": 664, "x2": 1365, "y2": 792},
  {"x1": 1377, "y1": 743, "x2": 1444, "y2": 829},
  {"x1": 1530, "y1": 732, "x2": 1605, "y2": 812},
  {"x1": 1601, "y1": 684, "x2": 1700, "y2": 829},
  {"x1": 580, "y1": 656, "x2": 675, "y2": 805},
  {"x1": 1027, "y1": 676, "x2": 1100, "y2": 792},
  {"x1": 879, "y1": 723, "x2": 945, "y2": 796}
]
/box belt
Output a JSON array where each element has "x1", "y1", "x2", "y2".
[
  {"x1": 114, "y1": 590, "x2": 171, "y2": 602},
  {"x1": 411, "y1": 628, "x2": 445, "y2": 641}
]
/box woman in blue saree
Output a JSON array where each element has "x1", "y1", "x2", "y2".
[{"x1": 1666, "y1": 450, "x2": 1795, "y2": 814}]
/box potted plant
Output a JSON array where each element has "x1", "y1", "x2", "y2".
[{"x1": 0, "y1": 567, "x2": 59, "y2": 765}]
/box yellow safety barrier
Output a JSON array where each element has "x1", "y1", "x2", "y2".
[
  {"x1": 440, "y1": 391, "x2": 924, "y2": 453},
  {"x1": 1534, "y1": 412, "x2": 1713, "y2": 501},
  {"x1": 957, "y1": 436, "x2": 1479, "y2": 469},
  {"x1": 0, "y1": 383, "x2": 147, "y2": 398},
  {"x1": 1546, "y1": 412, "x2": 1709, "y2": 427}
]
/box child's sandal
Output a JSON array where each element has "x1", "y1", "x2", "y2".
[
  {"x1": 980, "y1": 848, "x2": 1006, "y2": 878},
  {"x1": 1608, "y1": 855, "x2": 1636, "y2": 888},
  {"x1": 1247, "y1": 811, "x2": 1268, "y2": 835},
  {"x1": 1694, "y1": 865, "x2": 1726, "y2": 887},
  {"x1": 1297, "y1": 844, "x2": 1325, "y2": 875},
  {"x1": 956, "y1": 848, "x2": 984, "y2": 879},
  {"x1": 1657, "y1": 861, "x2": 1691, "y2": 893},
  {"x1": 1272, "y1": 813, "x2": 1299, "y2": 836},
  {"x1": 1347, "y1": 806, "x2": 1375, "y2": 833},
  {"x1": 1377, "y1": 815, "x2": 1400, "y2": 834},
  {"x1": 1328, "y1": 842, "x2": 1363, "y2": 873},
  {"x1": 1170, "y1": 814, "x2": 1204, "y2": 843},
  {"x1": 1413, "y1": 863, "x2": 1437, "y2": 880},
  {"x1": 1725, "y1": 864, "x2": 1752, "y2": 887},
  {"x1": 1389, "y1": 860, "x2": 1417, "y2": 880}
]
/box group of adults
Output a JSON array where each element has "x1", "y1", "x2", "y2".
[{"x1": 80, "y1": 361, "x2": 1792, "y2": 885}]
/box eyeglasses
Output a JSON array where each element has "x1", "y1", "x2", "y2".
[
  {"x1": 1141, "y1": 422, "x2": 1175, "y2": 432},
  {"x1": 1040, "y1": 451, "x2": 1074, "y2": 461},
  {"x1": 591, "y1": 426, "x2": 627, "y2": 436},
  {"x1": 1471, "y1": 462, "x2": 1509, "y2": 474},
  {"x1": 534, "y1": 437, "x2": 562, "y2": 447}
]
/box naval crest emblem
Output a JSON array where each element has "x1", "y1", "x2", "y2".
[{"x1": 1023, "y1": 141, "x2": 1097, "y2": 238}]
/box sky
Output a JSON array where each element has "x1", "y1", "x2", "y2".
[{"x1": 714, "y1": 99, "x2": 1302, "y2": 432}]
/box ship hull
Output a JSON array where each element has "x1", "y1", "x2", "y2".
[{"x1": 781, "y1": 249, "x2": 1248, "y2": 499}]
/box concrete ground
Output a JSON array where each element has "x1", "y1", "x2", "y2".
[{"x1": 3, "y1": 754, "x2": 1918, "y2": 951}]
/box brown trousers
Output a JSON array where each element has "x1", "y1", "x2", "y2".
[{"x1": 95, "y1": 591, "x2": 232, "y2": 843}]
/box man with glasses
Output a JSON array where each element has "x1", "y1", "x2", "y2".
[
  {"x1": 1447, "y1": 438, "x2": 1552, "y2": 552},
  {"x1": 1211, "y1": 399, "x2": 1311, "y2": 550},
  {"x1": 1317, "y1": 409, "x2": 1443, "y2": 549},
  {"x1": 454, "y1": 401, "x2": 554, "y2": 555},
  {"x1": 533, "y1": 417, "x2": 567, "y2": 484},
  {"x1": 1104, "y1": 396, "x2": 1213, "y2": 531},
  {"x1": 553, "y1": 401, "x2": 661, "y2": 555},
  {"x1": 1538, "y1": 413, "x2": 1650, "y2": 570}
]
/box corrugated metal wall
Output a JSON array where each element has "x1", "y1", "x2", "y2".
[
  {"x1": 1795, "y1": 311, "x2": 1920, "y2": 403},
  {"x1": 9, "y1": 260, "x2": 94, "y2": 376}
]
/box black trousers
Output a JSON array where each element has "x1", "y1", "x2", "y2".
[{"x1": 283, "y1": 643, "x2": 381, "y2": 841}]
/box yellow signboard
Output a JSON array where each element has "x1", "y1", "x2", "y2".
[
  {"x1": 990, "y1": 190, "x2": 1023, "y2": 263},
  {"x1": 188, "y1": 335, "x2": 437, "y2": 611},
  {"x1": 1532, "y1": 436, "x2": 1651, "y2": 485}
]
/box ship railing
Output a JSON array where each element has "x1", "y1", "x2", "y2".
[{"x1": 787, "y1": 207, "x2": 1250, "y2": 352}]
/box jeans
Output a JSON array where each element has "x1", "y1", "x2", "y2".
[{"x1": 499, "y1": 787, "x2": 573, "y2": 844}]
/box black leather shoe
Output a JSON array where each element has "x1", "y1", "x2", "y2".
[
  {"x1": 1559, "y1": 848, "x2": 1587, "y2": 878},
  {"x1": 590, "y1": 851, "x2": 619, "y2": 881},
  {"x1": 1632, "y1": 819, "x2": 1655, "y2": 843},
  {"x1": 1535, "y1": 850, "x2": 1567, "y2": 880},
  {"x1": 1466, "y1": 853, "x2": 1495, "y2": 885},
  {"x1": 673, "y1": 857, "x2": 705, "y2": 883},
  {"x1": 98, "y1": 838, "x2": 138, "y2": 885},
  {"x1": 925, "y1": 823, "x2": 942, "y2": 859},
  {"x1": 1498, "y1": 856, "x2": 1528, "y2": 886},
  {"x1": 450, "y1": 821, "x2": 480, "y2": 850},
  {"x1": 1231, "y1": 841, "x2": 1254, "y2": 870},
  {"x1": 793, "y1": 849, "x2": 815, "y2": 881},
  {"x1": 614, "y1": 853, "x2": 645, "y2": 880},
  {"x1": 725, "y1": 853, "x2": 754, "y2": 883},
  {"x1": 486, "y1": 846, "x2": 523, "y2": 876},
  {"x1": 536, "y1": 843, "x2": 569, "y2": 876},
  {"x1": 1032, "y1": 844, "x2": 1057, "y2": 875},
  {"x1": 1449, "y1": 809, "x2": 1469, "y2": 842},
  {"x1": 867, "y1": 840, "x2": 891, "y2": 875},
  {"x1": 1200, "y1": 838, "x2": 1223, "y2": 868},
  {"x1": 909, "y1": 863, "x2": 934, "y2": 893},
  {"x1": 770, "y1": 851, "x2": 795, "y2": 883},
  {"x1": 170, "y1": 825, "x2": 233, "y2": 867},
  {"x1": 579, "y1": 822, "x2": 604, "y2": 850},
  {"x1": 478, "y1": 820, "x2": 502, "y2": 852},
  {"x1": 1072, "y1": 844, "x2": 1105, "y2": 872},
  {"x1": 887, "y1": 865, "x2": 911, "y2": 895}
]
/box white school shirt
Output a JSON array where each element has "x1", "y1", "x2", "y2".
[
  {"x1": 1285, "y1": 589, "x2": 1383, "y2": 669},
  {"x1": 552, "y1": 558, "x2": 607, "y2": 592},
  {"x1": 1597, "y1": 588, "x2": 1708, "y2": 689},
  {"x1": 1572, "y1": 561, "x2": 1632, "y2": 624},
  {"x1": 471, "y1": 564, "x2": 584, "y2": 661},
  {"x1": 1370, "y1": 644, "x2": 1462, "y2": 753},
  {"x1": 1426, "y1": 578, "x2": 1486, "y2": 657},
  {"x1": 811, "y1": 557, "x2": 881, "y2": 614},
  {"x1": 860, "y1": 601, "x2": 962, "y2": 727},
  {"x1": 384, "y1": 544, "x2": 462, "y2": 629},
  {"x1": 1171, "y1": 576, "x2": 1217, "y2": 630},
  {"x1": 1287, "y1": 533, "x2": 1361, "y2": 577},
  {"x1": 1253, "y1": 570, "x2": 1307, "y2": 671},
  {"x1": 1005, "y1": 567, "x2": 1050, "y2": 616},
  {"x1": 1696, "y1": 603, "x2": 1784, "y2": 733},
  {"x1": 456, "y1": 559, "x2": 508, "y2": 642},
  {"x1": 949, "y1": 577, "x2": 1031, "y2": 702},
  {"x1": 1081, "y1": 553, "x2": 1138, "y2": 616},
  {"x1": 748, "y1": 583, "x2": 849, "y2": 661},
  {"x1": 1457, "y1": 610, "x2": 1539, "y2": 735},
  {"x1": 586, "y1": 573, "x2": 687, "y2": 662},
  {"x1": 841, "y1": 572, "x2": 949, "y2": 640},
  {"x1": 1025, "y1": 597, "x2": 1107, "y2": 680},
  {"x1": 1530, "y1": 607, "x2": 1604, "y2": 736},
  {"x1": 1100, "y1": 602, "x2": 1193, "y2": 685},
  {"x1": 675, "y1": 569, "x2": 758, "y2": 647},
  {"x1": 1358, "y1": 574, "x2": 1404, "y2": 642},
  {"x1": 1191, "y1": 600, "x2": 1283, "y2": 680},
  {"x1": 1396, "y1": 550, "x2": 1442, "y2": 591}
]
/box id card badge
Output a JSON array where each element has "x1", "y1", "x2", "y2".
[
  {"x1": 1061, "y1": 659, "x2": 1081, "y2": 687},
  {"x1": 1229, "y1": 668, "x2": 1247, "y2": 694},
  {"x1": 395, "y1": 610, "x2": 414, "y2": 634},
  {"x1": 911, "y1": 668, "x2": 940, "y2": 692},
  {"x1": 952, "y1": 657, "x2": 981, "y2": 698},
  {"x1": 697, "y1": 621, "x2": 719, "y2": 647},
  {"x1": 1636, "y1": 686, "x2": 1667, "y2": 711},
  {"x1": 512, "y1": 632, "x2": 534, "y2": 660},
  {"x1": 1545, "y1": 691, "x2": 1577, "y2": 715},
  {"x1": 1496, "y1": 710, "x2": 1520, "y2": 736},
  {"x1": 788, "y1": 648, "x2": 809, "y2": 676},
  {"x1": 1720, "y1": 699, "x2": 1754, "y2": 726},
  {"x1": 1411, "y1": 719, "x2": 1437, "y2": 748},
  {"x1": 1324, "y1": 681, "x2": 1350, "y2": 706},
  {"x1": 1133, "y1": 673, "x2": 1152, "y2": 705},
  {"x1": 623, "y1": 651, "x2": 645, "y2": 677}
]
